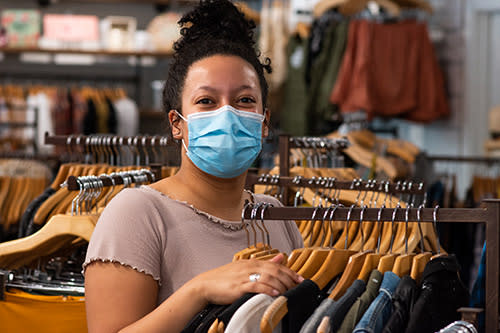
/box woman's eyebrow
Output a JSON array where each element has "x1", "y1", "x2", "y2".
[{"x1": 194, "y1": 85, "x2": 257, "y2": 93}]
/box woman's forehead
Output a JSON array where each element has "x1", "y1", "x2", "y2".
[{"x1": 184, "y1": 55, "x2": 261, "y2": 93}]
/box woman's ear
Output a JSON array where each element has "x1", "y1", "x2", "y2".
[
  {"x1": 262, "y1": 108, "x2": 270, "y2": 138},
  {"x1": 168, "y1": 110, "x2": 184, "y2": 140}
]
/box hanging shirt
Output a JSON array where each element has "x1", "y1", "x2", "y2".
[
  {"x1": 307, "y1": 19, "x2": 349, "y2": 133},
  {"x1": 114, "y1": 97, "x2": 139, "y2": 136},
  {"x1": 281, "y1": 279, "x2": 327, "y2": 333},
  {"x1": 353, "y1": 271, "x2": 400, "y2": 333},
  {"x1": 337, "y1": 269, "x2": 383, "y2": 333},
  {"x1": 405, "y1": 255, "x2": 469, "y2": 333},
  {"x1": 469, "y1": 242, "x2": 485, "y2": 333},
  {"x1": 0, "y1": 288, "x2": 86, "y2": 333},
  {"x1": 301, "y1": 279, "x2": 365, "y2": 333},
  {"x1": 225, "y1": 294, "x2": 281, "y2": 333},
  {"x1": 282, "y1": 33, "x2": 309, "y2": 136},
  {"x1": 381, "y1": 275, "x2": 419, "y2": 333},
  {"x1": 217, "y1": 293, "x2": 257, "y2": 327},
  {"x1": 325, "y1": 279, "x2": 366, "y2": 332},
  {"x1": 84, "y1": 186, "x2": 303, "y2": 306},
  {"x1": 36, "y1": 92, "x2": 55, "y2": 154},
  {"x1": 182, "y1": 303, "x2": 226, "y2": 333}
]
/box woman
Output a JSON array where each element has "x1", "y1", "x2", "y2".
[{"x1": 83, "y1": 1, "x2": 304, "y2": 332}]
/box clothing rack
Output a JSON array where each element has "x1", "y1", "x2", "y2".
[
  {"x1": 243, "y1": 201, "x2": 500, "y2": 333},
  {"x1": 278, "y1": 134, "x2": 350, "y2": 205},
  {"x1": 44, "y1": 133, "x2": 171, "y2": 148},
  {"x1": 426, "y1": 154, "x2": 500, "y2": 165},
  {"x1": 64, "y1": 169, "x2": 156, "y2": 191},
  {"x1": 245, "y1": 173, "x2": 426, "y2": 195}
]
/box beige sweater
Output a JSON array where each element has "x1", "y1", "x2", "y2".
[{"x1": 83, "y1": 186, "x2": 303, "y2": 305}]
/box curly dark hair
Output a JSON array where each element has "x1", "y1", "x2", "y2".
[{"x1": 163, "y1": 0, "x2": 272, "y2": 123}]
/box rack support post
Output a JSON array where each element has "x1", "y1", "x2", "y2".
[{"x1": 484, "y1": 199, "x2": 500, "y2": 333}]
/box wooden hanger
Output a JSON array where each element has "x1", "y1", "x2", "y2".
[
  {"x1": 0, "y1": 214, "x2": 98, "y2": 269},
  {"x1": 410, "y1": 252, "x2": 431, "y2": 283},
  {"x1": 392, "y1": 0, "x2": 433, "y2": 13},
  {"x1": 235, "y1": 1, "x2": 261, "y2": 24}
]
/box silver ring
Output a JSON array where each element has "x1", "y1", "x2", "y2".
[{"x1": 249, "y1": 273, "x2": 261, "y2": 283}]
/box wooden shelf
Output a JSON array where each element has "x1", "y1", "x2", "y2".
[{"x1": 0, "y1": 47, "x2": 173, "y2": 58}]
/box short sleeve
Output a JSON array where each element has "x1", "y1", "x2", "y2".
[{"x1": 83, "y1": 188, "x2": 164, "y2": 284}]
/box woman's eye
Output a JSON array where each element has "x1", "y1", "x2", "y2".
[
  {"x1": 196, "y1": 98, "x2": 213, "y2": 105},
  {"x1": 239, "y1": 97, "x2": 256, "y2": 103}
]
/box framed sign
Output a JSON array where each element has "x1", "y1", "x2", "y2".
[
  {"x1": 1, "y1": 10, "x2": 41, "y2": 47},
  {"x1": 102, "y1": 16, "x2": 137, "y2": 50},
  {"x1": 43, "y1": 14, "x2": 99, "y2": 42}
]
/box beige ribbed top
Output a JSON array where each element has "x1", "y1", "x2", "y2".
[{"x1": 83, "y1": 186, "x2": 303, "y2": 305}]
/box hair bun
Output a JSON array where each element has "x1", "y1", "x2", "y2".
[{"x1": 174, "y1": 0, "x2": 257, "y2": 52}]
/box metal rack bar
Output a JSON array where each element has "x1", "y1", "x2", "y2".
[
  {"x1": 44, "y1": 133, "x2": 171, "y2": 147},
  {"x1": 245, "y1": 173, "x2": 426, "y2": 195}
]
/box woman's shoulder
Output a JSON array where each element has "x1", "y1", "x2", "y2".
[{"x1": 252, "y1": 193, "x2": 284, "y2": 207}]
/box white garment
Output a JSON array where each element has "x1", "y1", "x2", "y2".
[
  {"x1": 114, "y1": 97, "x2": 139, "y2": 136},
  {"x1": 225, "y1": 294, "x2": 281, "y2": 333},
  {"x1": 36, "y1": 92, "x2": 54, "y2": 154}
]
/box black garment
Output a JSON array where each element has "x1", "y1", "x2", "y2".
[
  {"x1": 382, "y1": 275, "x2": 419, "y2": 333},
  {"x1": 405, "y1": 256, "x2": 469, "y2": 333},
  {"x1": 181, "y1": 303, "x2": 226, "y2": 333},
  {"x1": 217, "y1": 293, "x2": 256, "y2": 326},
  {"x1": 19, "y1": 187, "x2": 56, "y2": 237},
  {"x1": 83, "y1": 98, "x2": 97, "y2": 134},
  {"x1": 105, "y1": 97, "x2": 118, "y2": 134},
  {"x1": 326, "y1": 279, "x2": 366, "y2": 332},
  {"x1": 283, "y1": 279, "x2": 326, "y2": 333}
]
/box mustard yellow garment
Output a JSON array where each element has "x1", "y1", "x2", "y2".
[{"x1": 0, "y1": 289, "x2": 87, "y2": 332}]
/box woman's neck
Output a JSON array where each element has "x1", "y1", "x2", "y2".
[{"x1": 151, "y1": 158, "x2": 250, "y2": 221}]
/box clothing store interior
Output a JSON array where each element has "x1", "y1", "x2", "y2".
[{"x1": 0, "y1": 0, "x2": 499, "y2": 332}]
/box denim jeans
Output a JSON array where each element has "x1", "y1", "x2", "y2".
[{"x1": 353, "y1": 271, "x2": 400, "y2": 333}]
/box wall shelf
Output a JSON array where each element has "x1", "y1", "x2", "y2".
[{"x1": 0, "y1": 47, "x2": 172, "y2": 58}]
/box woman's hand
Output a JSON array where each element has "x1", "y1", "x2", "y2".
[{"x1": 190, "y1": 253, "x2": 304, "y2": 305}]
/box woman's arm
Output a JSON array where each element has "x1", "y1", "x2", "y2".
[{"x1": 85, "y1": 254, "x2": 302, "y2": 333}]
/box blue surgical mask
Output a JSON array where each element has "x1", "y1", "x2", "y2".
[{"x1": 175, "y1": 105, "x2": 265, "y2": 178}]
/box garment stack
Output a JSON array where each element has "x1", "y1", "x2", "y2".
[{"x1": 282, "y1": 11, "x2": 449, "y2": 136}]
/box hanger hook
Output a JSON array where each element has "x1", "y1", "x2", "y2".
[
  {"x1": 417, "y1": 204, "x2": 425, "y2": 252},
  {"x1": 250, "y1": 203, "x2": 263, "y2": 247},
  {"x1": 404, "y1": 206, "x2": 410, "y2": 254},
  {"x1": 328, "y1": 203, "x2": 339, "y2": 247},
  {"x1": 260, "y1": 203, "x2": 273, "y2": 248},
  {"x1": 360, "y1": 204, "x2": 367, "y2": 252},
  {"x1": 376, "y1": 204, "x2": 385, "y2": 254},
  {"x1": 345, "y1": 204, "x2": 355, "y2": 250},
  {"x1": 433, "y1": 205, "x2": 442, "y2": 254},
  {"x1": 308, "y1": 206, "x2": 321, "y2": 247},
  {"x1": 389, "y1": 204, "x2": 400, "y2": 254},
  {"x1": 241, "y1": 202, "x2": 253, "y2": 248}
]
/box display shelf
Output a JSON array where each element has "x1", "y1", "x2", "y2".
[{"x1": 0, "y1": 47, "x2": 173, "y2": 58}]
